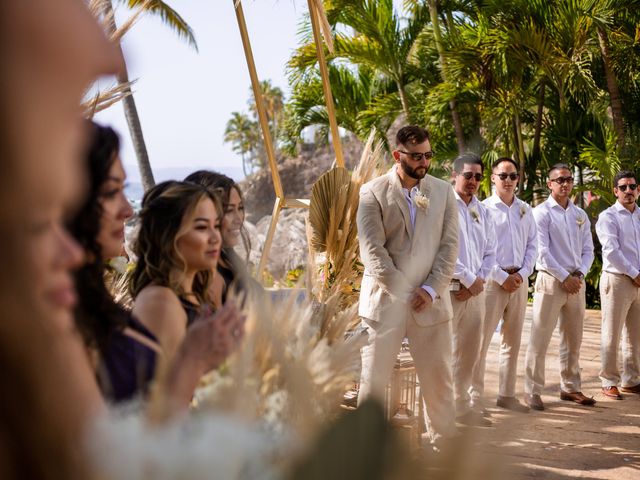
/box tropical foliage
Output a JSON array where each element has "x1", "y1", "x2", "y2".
[
  {"x1": 224, "y1": 80, "x2": 286, "y2": 175},
  {"x1": 282, "y1": 0, "x2": 640, "y2": 307}
]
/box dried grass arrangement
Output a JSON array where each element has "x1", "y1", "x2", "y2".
[{"x1": 308, "y1": 131, "x2": 386, "y2": 306}]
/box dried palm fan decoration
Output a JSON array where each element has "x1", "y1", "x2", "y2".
[
  {"x1": 308, "y1": 132, "x2": 385, "y2": 305},
  {"x1": 309, "y1": 167, "x2": 351, "y2": 252}
]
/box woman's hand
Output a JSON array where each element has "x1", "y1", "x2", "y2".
[{"x1": 160, "y1": 303, "x2": 245, "y2": 415}]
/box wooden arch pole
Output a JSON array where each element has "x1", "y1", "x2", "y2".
[
  {"x1": 233, "y1": 0, "x2": 285, "y2": 278},
  {"x1": 307, "y1": 0, "x2": 345, "y2": 168}
]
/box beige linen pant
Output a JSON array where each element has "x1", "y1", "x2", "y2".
[
  {"x1": 599, "y1": 272, "x2": 640, "y2": 388},
  {"x1": 470, "y1": 280, "x2": 528, "y2": 402},
  {"x1": 524, "y1": 271, "x2": 585, "y2": 395},
  {"x1": 358, "y1": 303, "x2": 457, "y2": 441},
  {"x1": 450, "y1": 291, "x2": 486, "y2": 415}
]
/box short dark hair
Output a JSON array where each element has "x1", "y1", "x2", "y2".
[
  {"x1": 453, "y1": 153, "x2": 483, "y2": 173},
  {"x1": 613, "y1": 170, "x2": 636, "y2": 186},
  {"x1": 396, "y1": 125, "x2": 430, "y2": 147},
  {"x1": 548, "y1": 163, "x2": 571, "y2": 177},
  {"x1": 492, "y1": 157, "x2": 519, "y2": 171}
]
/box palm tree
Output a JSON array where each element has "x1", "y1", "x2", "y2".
[
  {"x1": 99, "y1": 0, "x2": 197, "y2": 191},
  {"x1": 224, "y1": 112, "x2": 260, "y2": 176}
]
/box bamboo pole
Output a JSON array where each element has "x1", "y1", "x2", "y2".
[
  {"x1": 307, "y1": 0, "x2": 345, "y2": 168},
  {"x1": 233, "y1": 0, "x2": 284, "y2": 199},
  {"x1": 257, "y1": 197, "x2": 284, "y2": 278}
]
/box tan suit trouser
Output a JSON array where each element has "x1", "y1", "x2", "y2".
[
  {"x1": 599, "y1": 272, "x2": 640, "y2": 388},
  {"x1": 358, "y1": 304, "x2": 457, "y2": 441},
  {"x1": 471, "y1": 280, "x2": 528, "y2": 401},
  {"x1": 450, "y1": 291, "x2": 485, "y2": 415},
  {"x1": 524, "y1": 271, "x2": 585, "y2": 395}
]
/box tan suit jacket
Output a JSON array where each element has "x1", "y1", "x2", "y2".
[{"x1": 357, "y1": 168, "x2": 459, "y2": 327}]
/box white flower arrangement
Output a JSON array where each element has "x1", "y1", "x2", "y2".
[
  {"x1": 469, "y1": 206, "x2": 481, "y2": 223},
  {"x1": 413, "y1": 191, "x2": 430, "y2": 211},
  {"x1": 576, "y1": 215, "x2": 586, "y2": 228},
  {"x1": 519, "y1": 204, "x2": 527, "y2": 219}
]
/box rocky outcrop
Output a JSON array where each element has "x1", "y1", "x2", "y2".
[{"x1": 240, "y1": 136, "x2": 365, "y2": 223}]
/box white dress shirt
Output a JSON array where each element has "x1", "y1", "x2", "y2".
[
  {"x1": 402, "y1": 184, "x2": 437, "y2": 300},
  {"x1": 596, "y1": 201, "x2": 640, "y2": 278},
  {"x1": 453, "y1": 193, "x2": 497, "y2": 288},
  {"x1": 533, "y1": 196, "x2": 594, "y2": 281},
  {"x1": 483, "y1": 194, "x2": 537, "y2": 285}
]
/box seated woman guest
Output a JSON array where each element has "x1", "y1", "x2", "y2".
[
  {"x1": 130, "y1": 180, "x2": 228, "y2": 359},
  {"x1": 69, "y1": 122, "x2": 244, "y2": 403},
  {"x1": 184, "y1": 170, "x2": 253, "y2": 304}
]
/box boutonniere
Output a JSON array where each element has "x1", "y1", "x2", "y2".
[
  {"x1": 576, "y1": 215, "x2": 587, "y2": 228},
  {"x1": 520, "y1": 205, "x2": 527, "y2": 219},
  {"x1": 414, "y1": 190, "x2": 430, "y2": 211},
  {"x1": 469, "y1": 206, "x2": 481, "y2": 223}
]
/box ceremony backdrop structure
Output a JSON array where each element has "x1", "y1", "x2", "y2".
[{"x1": 233, "y1": 0, "x2": 344, "y2": 277}]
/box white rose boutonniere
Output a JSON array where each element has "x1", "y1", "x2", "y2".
[
  {"x1": 520, "y1": 204, "x2": 527, "y2": 219},
  {"x1": 576, "y1": 215, "x2": 586, "y2": 228},
  {"x1": 469, "y1": 206, "x2": 481, "y2": 223},
  {"x1": 414, "y1": 191, "x2": 430, "y2": 211}
]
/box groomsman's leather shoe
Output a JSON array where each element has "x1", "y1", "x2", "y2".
[
  {"x1": 620, "y1": 383, "x2": 640, "y2": 394},
  {"x1": 601, "y1": 386, "x2": 623, "y2": 400},
  {"x1": 456, "y1": 410, "x2": 492, "y2": 427},
  {"x1": 560, "y1": 390, "x2": 596, "y2": 405},
  {"x1": 524, "y1": 393, "x2": 544, "y2": 411},
  {"x1": 496, "y1": 396, "x2": 530, "y2": 413}
]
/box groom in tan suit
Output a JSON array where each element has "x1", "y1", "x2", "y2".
[{"x1": 357, "y1": 125, "x2": 459, "y2": 444}]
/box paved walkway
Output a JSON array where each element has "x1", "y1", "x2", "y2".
[{"x1": 452, "y1": 306, "x2": 640, "y2": 479}]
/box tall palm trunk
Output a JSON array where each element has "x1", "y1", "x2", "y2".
[
  {"x1": 597, "y1": 27, "x2": 625, "y2": 148},
  {"x1": 102, "y1": 0, "x2": 155, "y2": 191},
  {"x1": 427, "y1": 0, "x2": 465, "y2": 153},
  {"x1": 397, "y1": 83, "x2": 411, "y2": 121},
  {"x1": 512, "y1": 114, "x2": 526, "y2": 192}
]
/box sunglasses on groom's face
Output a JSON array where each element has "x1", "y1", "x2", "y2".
[{"x1": 616, "y1": 183, "x2": 638, "y2": 192}]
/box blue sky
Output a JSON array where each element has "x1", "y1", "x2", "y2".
[{"x1": 94, "y1": 0, "x2": 306, "y2": 183}]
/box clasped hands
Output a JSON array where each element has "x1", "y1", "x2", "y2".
[
  {"x1": 501, "y1": 273, "x2": 523, "y2": 293},
  {"x1": 454, "y1": 277, "x2": 484, "y2": 301},
  {"x1": 561, "y1": 273, "x2": 583, "y2": 294}
]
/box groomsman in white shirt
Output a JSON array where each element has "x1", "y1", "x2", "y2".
[
  {"x1": 470, "y1": 158, "x2": 536, "y2": 413},
  {"x1": 451, "y1": 153, "x2": 497, "y2": 426},
  {"x1": 524, "y1": 163, "x2": 595, "y2": 410},
  {"x1": 595, "y1": 170, "x2": 640, "y2": 399}
]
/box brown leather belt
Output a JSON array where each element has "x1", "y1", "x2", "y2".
[{"x1": 502, "y1": 267, "x2": 520, "y2": 275}]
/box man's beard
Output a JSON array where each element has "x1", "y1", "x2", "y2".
[{"x1": 400, "y1": 159, "x2": 428, "y2": 180}]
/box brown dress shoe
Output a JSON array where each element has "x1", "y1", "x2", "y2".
[
  {"x1": 496, "y1": 396, "x2": 530, "y2": 413},
  {"x1": 620, "y1": 383, "x2": 640, "y2": 394},
  {"x1": 524, "y1": 393, "x2": 544, "y2": 411},
  {"x1": 602, "y1": 386, "x2": 623, "y2": 400},
  {"x1": 560, "y1": 390, "x2": 596, "y2": 405}
]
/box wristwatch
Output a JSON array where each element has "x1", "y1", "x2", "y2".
[{"x1": 571, "y1": 271, "x2": 584, "y2": 279}]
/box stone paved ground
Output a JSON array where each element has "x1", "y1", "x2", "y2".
[{"x1": 431, "y1": 307, "x2": 640, "y2": 479}]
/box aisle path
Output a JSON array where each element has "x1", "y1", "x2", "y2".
[{"x1": 460, "y1": 306, "x2": 640, "y2": 479}]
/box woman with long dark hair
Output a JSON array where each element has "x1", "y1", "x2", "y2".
[
  {"x1": 130, "y1": 180, "x2": 234, "y2": 359},
  {"x1": 184, "y1": 170, "x2": 255, "y2": 304},
  {"x1": 70, "y1": 122, "x2": 245, "y2": 403}
]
